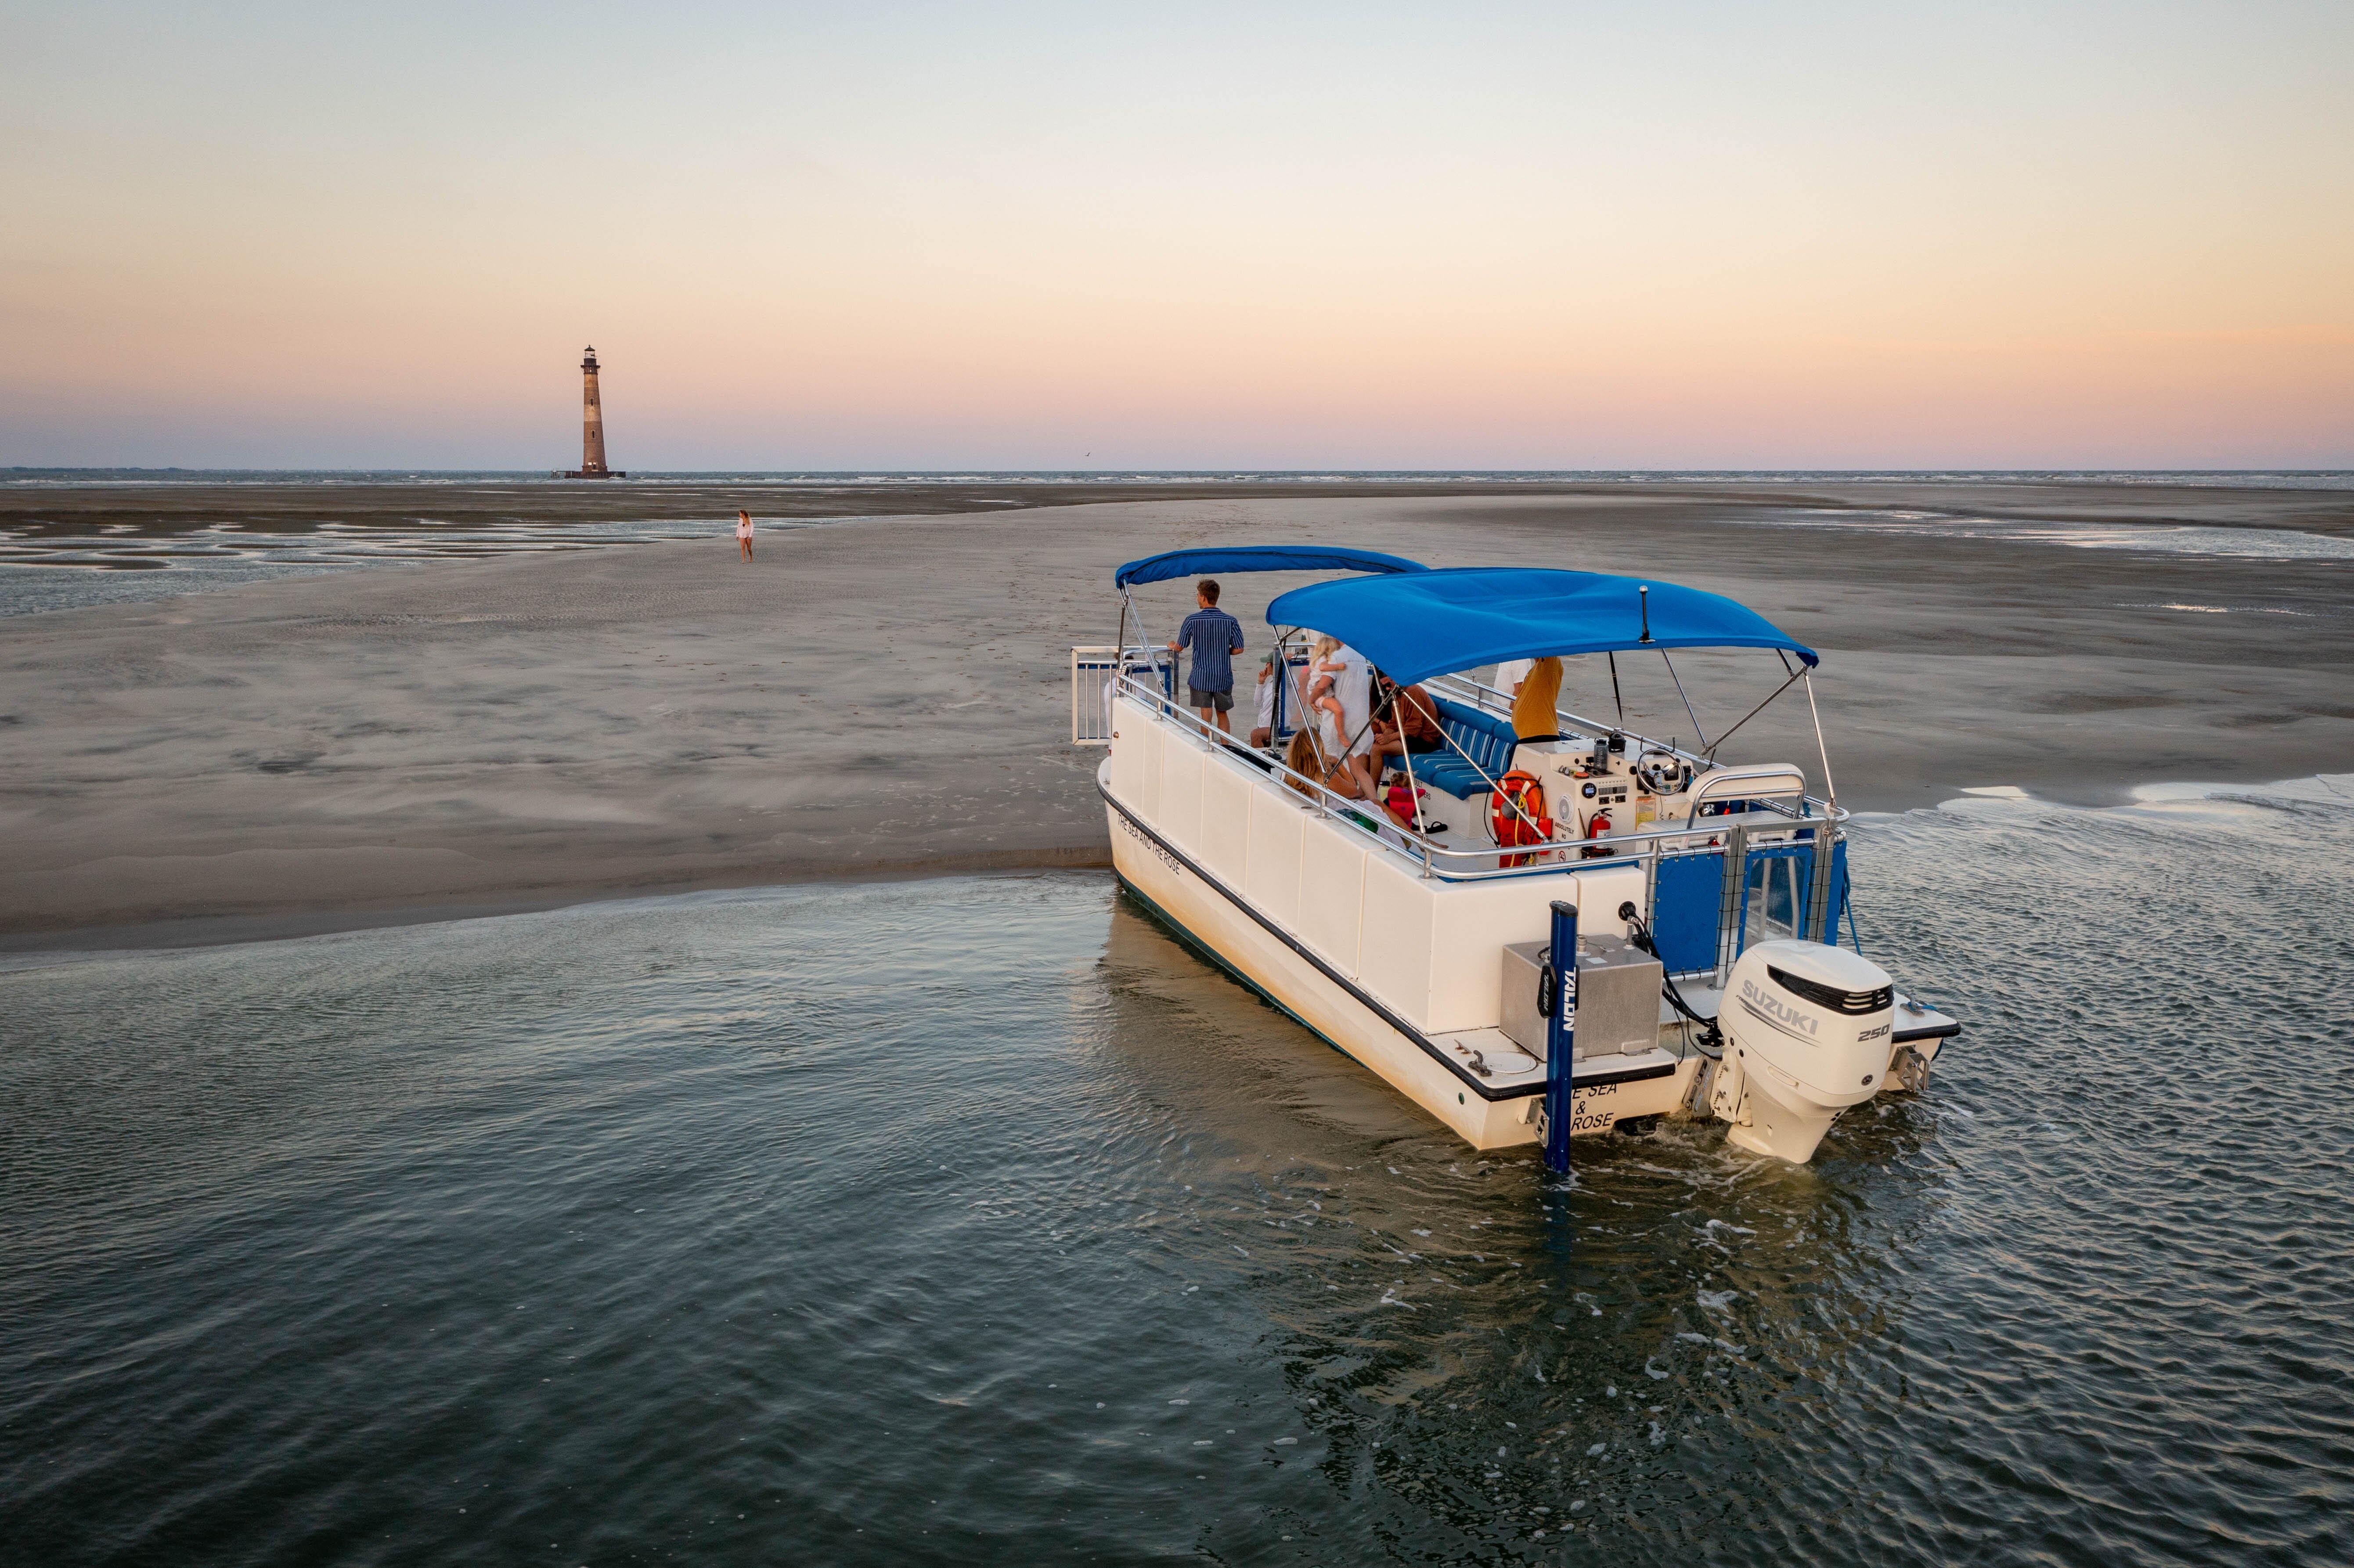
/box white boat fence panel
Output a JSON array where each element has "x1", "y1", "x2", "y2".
[{"x1": 1070, "y1": 646, "x2": 1119, "y2": 745}]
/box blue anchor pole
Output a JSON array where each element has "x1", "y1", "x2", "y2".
[
  {"x1": 1271, "y1": 639, "x2": 1287, "y2": 739},
  {"x1": 1543, "y1": 898, "x2": 1577, "y2": 1174}
]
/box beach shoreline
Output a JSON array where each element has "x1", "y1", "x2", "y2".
[
  {"x1": 8, "y1": 472, "x2": 2353, "y2": 542},
  {"x1": 4, "y1": 482, "x2": 2348, "y2": 948}
]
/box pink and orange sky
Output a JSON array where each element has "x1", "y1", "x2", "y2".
[{"x1": 4, "y1": 0, "x2": 2349, "y2": 469}]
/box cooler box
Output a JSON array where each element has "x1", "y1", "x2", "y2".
[{"x1": 1499, "y1": 932, "x2": 1663, "y2": 1063}]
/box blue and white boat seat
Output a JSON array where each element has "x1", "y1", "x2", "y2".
[{"x1": 1405, "y1": 697, "x2": 1523, "y2": 799}]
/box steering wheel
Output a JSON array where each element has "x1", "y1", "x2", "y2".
[{"x1": 1634, "y1": 750, "x2": 1691, "y2": 795}]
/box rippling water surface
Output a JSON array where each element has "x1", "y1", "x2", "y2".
[{"x1": 5, "y1": 781, "x2": 2351, "y2": 1565}]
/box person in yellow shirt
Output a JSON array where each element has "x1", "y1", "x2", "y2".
[{"x1": 1510, "y1": 655, "x2": 1563, "y2": 739}]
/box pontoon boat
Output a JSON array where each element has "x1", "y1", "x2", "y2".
[{"x1": 1069, "y1": 547, "x2": 1959, "y2": 1166}]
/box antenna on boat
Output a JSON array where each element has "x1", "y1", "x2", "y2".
[{"x1": 1637, "y1": 584, "x2": 1652, "y2": 644}]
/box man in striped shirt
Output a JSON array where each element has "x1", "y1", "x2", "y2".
[{"x1": 1166, "y1": 579, "x2": 1246, "y2": 735}]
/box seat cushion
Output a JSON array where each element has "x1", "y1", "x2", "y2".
[
  {"x1": 1413, "y1": 759, "x2": 1497, "y2": 800},
  {"x1": 1432, "y1": 697, "x2": 1518, "y2": 763},
  {"x1": 1422, "y1": 696, "x2": 1520, "y2": 782}
]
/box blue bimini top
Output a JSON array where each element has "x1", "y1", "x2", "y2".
[
  {"x1": 1263, "y1": 568, "x2": 1819, "y2": 689},
  {"x1": 1113, "y1": 545, "x2": 1427, "y2": 589}
]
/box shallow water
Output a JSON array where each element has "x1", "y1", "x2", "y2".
[
  {"x1": 6, "y1": 469, "x2": 2348, "y2": 619},
  {"x1": 0, "y1": 515, "x2": 793, "y2": 619},
  {"x1": 1766, "y1": 508, "x2": 2354, "y2": 562},
  {"x1": 4, "y1": 780, "x2": 2351, "y2": 1565},
  {"x1": 11, "y1": 469, "x2": 2351, "y2": 488}
]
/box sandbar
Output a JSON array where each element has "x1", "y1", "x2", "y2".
[{"x1": 3, "y1": 483, "x2": 2348, "y2": 948}]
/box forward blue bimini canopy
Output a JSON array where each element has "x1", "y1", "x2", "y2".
[
  {"x1": 1113, "y1": 545, "x2": 1427, "y2": 589},
  {"x1": 1263, "y1": 568, "x2": 1819, "y2": 688}
]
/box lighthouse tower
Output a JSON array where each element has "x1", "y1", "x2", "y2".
[{"x1": 564, "y1": 346, "x2": 626, "y2": 479}]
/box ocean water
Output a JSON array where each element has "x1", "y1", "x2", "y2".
[
  {"x1": 8, "y1": 469, "x2": 2353, "y2": 489},
  {"x1": 1766, "y1": 508, "x2": 2354, "y2": 562},
  {"x1": 3, "y1": 780, "x2": 2352, "y2": 1565},
  {"x1": 4, "y1": 470, "x2": 2347, "y2": 620},
  {"x1": 0, "y1": 516, "x2": 765, "y2": 619}
]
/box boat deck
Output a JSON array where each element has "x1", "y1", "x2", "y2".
[{"x1": 1424, "y1": 987, "x2": 1960, "y2": 1100}]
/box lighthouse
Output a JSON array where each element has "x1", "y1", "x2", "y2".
[{"x1": 564, "y1": 346, "x2": 627, "y2": 478}]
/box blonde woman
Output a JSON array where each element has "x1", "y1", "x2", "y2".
[
  {"x1": 1286, "y1": 725, "x2": 1422, "y2": 832},
  {"x1": 1285, "y1": 725, "x2": 1367, "y2": 801},
  {"x1": 1283, "y1": 727, "x2": 1326, "y2": 799}
]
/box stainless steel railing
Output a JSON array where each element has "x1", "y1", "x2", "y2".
[
  {"x1": 1421, "y1": 671, "x2": 1843, "y2": 824},
  {"x1": 1096, "y1": 656, "x2": 1855, "y2": 989},
  {"x1": 1104, "y1": 666, "x2": 1838, "y2": 887}
]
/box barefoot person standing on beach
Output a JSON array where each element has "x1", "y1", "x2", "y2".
[{"x1": 735, "y1": 511, "x2": 754, "y2": 562}]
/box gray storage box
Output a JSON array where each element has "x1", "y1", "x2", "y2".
[{"x1": 1499, "y1": 932, "x2": 1663, "y2": 1063}]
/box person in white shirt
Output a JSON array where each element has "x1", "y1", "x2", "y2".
[
  {"x1": 1249, "y1": 652, "x2": 1280, "y2": 747},
  {"x1": 1308, "y1": 637, "x2": 1380, "y2": 798},
  {"x1": 735, "y1": 510, "x2": 755, "y2": 562},
  {"x1": 1493, "y1": 657, "x2": 1533, "y2": 699}
]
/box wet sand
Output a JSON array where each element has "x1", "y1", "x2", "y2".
[
  {"x1": 3, "y1": 483, "x2": 2349, "y2": 947},
  {"x1": 6, "y1": 474, "x2": 2351, "y2": 538}
]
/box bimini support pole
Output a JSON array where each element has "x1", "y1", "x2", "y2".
[
  {"x1": 1154, "y1": 598, "x2": 1180, "y2": 705},
  {"x1": 1802, "y1": 671, "x2": 1838, "y2": 817},
  {"x1": 1118, "y1": 586, "x2": 1166, "y2": 702},
  {"x1": 1802, "y1": 670, "x2": 1841, "y2": 944},
  {"x1": 1391, "y1": 681, "x2": 1437, "y2": 873},
  {"x1": 1542, "y1": 899, "x2": 1578, "y2": 1175},
  {"x1": 1659, "y1": 649, "x2": 1707, "y2": 751}
]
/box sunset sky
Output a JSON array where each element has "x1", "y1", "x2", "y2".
[{"x1": 5, "y1": 1, "x2": 2350, "y2": 469}]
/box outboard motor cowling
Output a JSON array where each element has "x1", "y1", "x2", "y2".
[{"x1": 1712, "y1": 939, "x2": 1896, "y2": 1163}]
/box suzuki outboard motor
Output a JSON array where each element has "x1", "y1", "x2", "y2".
[{"x1": 1710, "y1": 939, "x2": 1896, "y2": 1163}]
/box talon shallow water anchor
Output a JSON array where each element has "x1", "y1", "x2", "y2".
[{"x1": 1543, "y1": 899, "x2": 1577, "y2": 1174}]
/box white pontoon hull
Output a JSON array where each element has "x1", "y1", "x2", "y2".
[{"x1": 1103, "y1": 781, "x2": 1702, "y2": 1150}]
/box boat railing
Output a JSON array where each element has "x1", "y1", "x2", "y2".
[
  {"x1": 1110, "y1": 666, "x2": 1835, "y2": 867},
  {"x1": 1075, "y1": 640, "x2": 1322, "y2": 747},
  {"x1": 1106, "y1": 663, "x2": 1853, "y2": 974},
  {"x1": 1422, "y1": 671, "x2": 1836, "y2": 820},
  {"x1": 1071, "y1": 646, "x2": 1122, "y2": 745}
]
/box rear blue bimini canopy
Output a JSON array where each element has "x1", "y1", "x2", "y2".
[
  {"x1": 1263, "y1": 568, "x2": 1818, "y2": 689},
  {"x1": 1113, "y1": 545, "x2": 1427, "y2": 589}
]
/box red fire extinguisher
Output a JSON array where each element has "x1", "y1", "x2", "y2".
[{"x1": 1580, "y1": 807, "x2": 1615, "y2": 859}]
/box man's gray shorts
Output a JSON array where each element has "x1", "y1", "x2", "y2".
[{"x1": 1189, "y1": 686, "x2": 1234, "y2": 712}]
